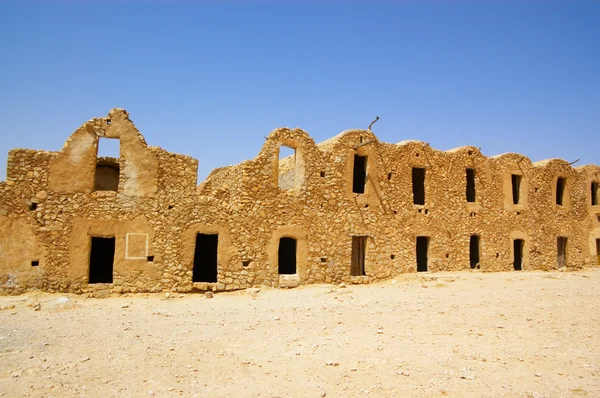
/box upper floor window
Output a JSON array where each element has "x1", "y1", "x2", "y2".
[
  {"x1": 278, "y1": 145, "x2": 296, "y2": 190},
  {"x1": 412, "y1": 167, "x2": 426, "y2": 205},
  {"x1": 556, "y1": 177, "x2": 567, "y2": 206},
  {"x1": 466, "y1": 168, "x2": 476, "y2": 203},
  {"x1": 511, "y1": 174, "x2": 522, "y2": 205},
  {"x1": 276, "y1": 142, "x2": 304, "y2": 193},
  {"x1": 592, "y1": 182, "x2": 599, "y2": 206},
  {"x1": 352, "y1": 155, "x2": 367, "y2": 194},
  {"x1": 94, "y1": 138, "x2": 120, "y2": 192}
]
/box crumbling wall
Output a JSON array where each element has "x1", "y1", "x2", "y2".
[
  {"x1": 48, "y1": 108, "x2": 158, "y2": 196},
  {"x1": 0, "y1": 109, "x2": 598, "y2": 296}
]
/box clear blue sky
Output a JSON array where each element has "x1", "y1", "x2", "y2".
[{"x1": 1, "y1": 1, "x2": 598, "y2": 183}]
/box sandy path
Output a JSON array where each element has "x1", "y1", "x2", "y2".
[{"x1": 1, "y1": 270, "x2": 599, "y2": 397}]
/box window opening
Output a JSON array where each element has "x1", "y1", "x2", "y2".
[
  {"x1": 412, "y1": 168, "x2": 426, "y2": 205},
  {"x1": 557, "y1": 237, "x2": 567, "y2": 269},
  {"x1": 278, "y1": 237, "x2": 297, "y2": 274},
  {"x1": 89, "y1": 237, "x2": 115, "y2": 283},
  {"x1": 352, "y1": 155, "x2": 367, "y2": 194},
  {"x1": 97, "y1": 137, "x2": 119, "y2": 158},
  {"x1": 511, "y1": 174, "x2": 522, "y2": 205},
  {"x1": 591, "y1": 182, "x2": 599, "y2": 206},
  {"x1": 469, "y1": 235, "x2": 480, "y2": 269},
  {"x1": 513, "y1": 239, "x2": 524, "y2": 271},
  {"x1": 466, "y1": 169, "x2": 476, "y2": 203},
  {"x1": 193, "y1": 233, "x2": 218, "y2": 282},
  {"x1": 31, "y1": 260, "x2": 39, "y2": 267},
  {"x1": 94, "y1": 138, "x2": 120, "y2": 192},
  {"x1": 351, "y1": 236, "x2": 367, "y2": 276},
  {"x1": 278, "y1": 145, "x2": 296, "y2": 190},
  {"x1": 556, "y1": 177, "x2": 566, "y2": 206},
  {"x1": 416, "y1": 236, "x2": 429, "y2": 272}
]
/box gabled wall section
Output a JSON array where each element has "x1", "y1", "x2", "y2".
[{"x1": 48, "y1": 108, "x2": 159, "y2": 196}]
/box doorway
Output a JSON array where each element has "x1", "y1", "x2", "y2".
[
  {"x1": 513, "y1": 239, "x2": 524, "y2": 271},
  {"x1": 278, "y1": 237, "x2": 297, "y2": 275},
  {"x1": 557, "y1": 237, "x2": 567, "y2": 269},
  {"x1": 89, "y1": 237, "x2": 115, "y2": 283},
  {"x1": 469, "y1": 235, "x2": 480, "y2": 269},
  {"x1": 351, "y1": 236, "x2": 367, "y2": 276},
  {"x1": 416, "y1": 236, "x2": 429, "y2": 272},
  {"x1": 193, "y1": 233, "x2": 218, "y2": 282}
]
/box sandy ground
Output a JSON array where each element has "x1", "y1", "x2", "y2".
[{"x1": 1, "y1": 270, "x2": 599, "y2": 398}]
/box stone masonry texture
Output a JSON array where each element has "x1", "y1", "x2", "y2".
[{"x1": 1, "y1": 109, "x2": 599, "y2": 296}]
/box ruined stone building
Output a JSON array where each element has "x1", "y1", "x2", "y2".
[{"x1": 1, "y1": 109, "x2": 599, "y2": 295}]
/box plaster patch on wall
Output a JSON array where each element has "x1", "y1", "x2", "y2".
[
  {"x1": 68, "y1": 132, "x2": 95, "y2": 164},
  {"x1": 126, "y1": 233, "x2": 148, "y2": 260}
]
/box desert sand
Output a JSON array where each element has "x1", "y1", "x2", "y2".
[{"x1": 1, "y1": 270, "x2": 599, "y2": 397}]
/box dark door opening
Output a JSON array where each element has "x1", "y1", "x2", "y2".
[
  {"x1": 466, "y1": 169, "x2": 476, "y2": 203},
  {"x1": 591, "y1": 182, "x2": 598, "y2": 206},
  {"x1": 557, "y1": 237, "x2": 567, "y2": 268},
  {"x1": 351, "y1": 236, "x2": 366, "y2": 276},
  {"x1": 416, "y1": 236, "x2": 429, "y2": 272},
  {"x1": 469, "y1": 235, "x2": 480, "y2": 269},
  {"x1": 352, "y1": 155, "x2": 367, "y2": 194},
  {"x1": 278, "y1": 237, "x2": 297, "y2": 274},
  {"x1": 193, "y1": 233, "x2": 218, "y2": 282},
  {"x1": 511, "y1": 174, "x2": 522, "y2": 204},
  {"x1": 513, "y1": 239, "x2": 524, "y2": 271},
  {"x1": 556, "y1": 177, "x2": 566, "y2": 206},
  {"x1": 412, "y1": 168, "x2": 426, "y2": 205},
  {"x1": 596, "y1": 239, "x2": 600, "y2": 266},
  {"x1": 89, "y1": 237, "x2": 115, "y2": 283}
]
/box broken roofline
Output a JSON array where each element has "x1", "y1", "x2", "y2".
[{"x1": 4, "y1": 109, "x2": 598, "y2": 190}]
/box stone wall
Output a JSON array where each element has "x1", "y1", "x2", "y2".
[{"x1": 1, "y1": 109, "x2": 599, "y2": 296}]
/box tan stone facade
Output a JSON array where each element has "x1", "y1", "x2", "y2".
[{"x1": 1, "y1": 109, "x2": 599, "y2": 295}]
